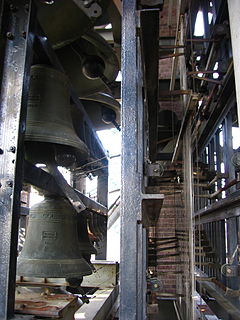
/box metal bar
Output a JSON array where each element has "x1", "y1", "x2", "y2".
[
  {"x1": 140, "y1": 9, "x2": 159, "y2": 162},
  {"x1": 0, "y1": 1, "x2": 35, "y2": 318},
  {"x1": 187, "y1": 70, "x2": 216, "y2": 75},
  {"x1": 226, "y1": 217, "x2": 238, "y2": 290},
  {"x1": 159, "y1": 45, "x2": 185, "y2": 49},
  {"x1": 227, "y1": 0, "x2": 240, "y2": 127},
  {"x1": 183, "y1": 124, "x2": 195, "y2": 319},
  {"x1": 24, "y1": 161, "x2": 108, "y2": 215},
  {"x1": 120, "y1": 1, "x2": 144, "y2": 318},
  {"x1": 95, "y1": 165, "x2": 108, "y2": 259},
  {"x1": 46, "y1": 163, "x2": 86, "y2": 213},
  {"x1": 172, "y1": 93, "x2": 199, "y2": 162},
  {"x1": 159, "y1": 89, "x2": 192, "y2": 96},
  {"x1": 196, "y1": 269, "x2": 240, "y2": 320},
  {"x1": 194, "y1": 190, "x2": 240, "y2": 223},
  {"x1": 160, "y1": 52, "x2": 185, "y2": 59},
  {"x1": 186, "y1": 38, "x2": 219, "y2": 42},
  {"x1": 191, "y1": 75, "x2": 222, "y2": 84},
  {"x1": 137, "y1": 225, "x2": 144, "y2": 320}
]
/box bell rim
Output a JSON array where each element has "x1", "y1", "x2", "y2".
[{"x1": 17, "y1": 257, "x2": 93, "y2": 278}]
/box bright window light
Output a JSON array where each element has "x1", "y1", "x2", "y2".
[
  {"x1": 213, "y1": 61, "x2": 219, "y2": 79},
  {"x1": 232, "y1": 126, "x2": 240, "y2": 149},
  {"x1": 194, "y1": 11, "x2": 205, "y2": 36},
  {"x1": 105, "y1": 23, "x2": 112, "y2": 29},
  {"x1": 208, "y1": 12, "x2": 213, "y2": 24},
  {"x1": 116, "y1": 71, "x2": 122, "y2": 82}
]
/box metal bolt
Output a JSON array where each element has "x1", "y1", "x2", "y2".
[
  {"x1": 9, "y1": 146, "x2": 16, "y2": 153},
  {"x1": 41, "y1": 0, "x2": 54, "y2": 4},
  {"x1": 83, "y1": 0, "x2": 94, "y2": 8},
  {"x1": 6, "y1": 180, "x2": 13, "y2": 187},
  {"x1": 9, "y1": 4, "x2": 17, "y2": 11},
  {"x1": 6, "y1": 32, "x2": 14, "y2": 40}
]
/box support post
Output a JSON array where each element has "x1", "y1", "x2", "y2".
[
  {"x1": 227, "y1": 0, "x2": 240, "y2": 128},
  {"x1": 96, "y1": 165, "x2": 108, "y2": 260},
  {"x1": 120, "y1": 0, "x2": 145, "y2": 318},
  {"x1": 183, "y1": 125, "x2": 195, "y2": 320},
  {"x1": 0, "y1": 1, "x2": 35, "y2": 318}
]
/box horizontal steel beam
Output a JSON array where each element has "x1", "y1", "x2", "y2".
[
  {"x1": 24, "y1": 161, "x2": 107, "y2": 215},
  {"x1": 196, "y1": 269, "x2": 240, "y2": 320},
  {"x1": 194, "y1": 190, "x2": 240, "y2": 224}
]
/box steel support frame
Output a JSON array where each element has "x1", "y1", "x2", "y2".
[
  {"x1": 0, "y1": 1, "x2": 35, "y2": 318},
  {"x1": 95, "y1": 165, "x2": 108, "y2": 259},
  {"x1": 182, "y1": 125, "x2": 195, "y2": 320},
  {"x1": 120, "y1": 1, "x2": 147, "y2": 319},
  {"x1": 228, "y1": 0, "x2": 240, "y2": 127}
]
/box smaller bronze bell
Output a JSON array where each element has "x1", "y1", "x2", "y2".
[{"x1": 17, "y1": 196, "x2": 92, "y2": 278}]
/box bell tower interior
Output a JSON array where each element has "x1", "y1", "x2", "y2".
[{"x1": 0, "y1": 0, "x2": 239, "y2": 319}]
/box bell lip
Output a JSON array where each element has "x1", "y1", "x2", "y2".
[
  {"x1": 25, "y1": 122, "x2": 89, "y2": 157},
  {"x1": 17, "y1": 258, "x2": 93, "y2": 278}
]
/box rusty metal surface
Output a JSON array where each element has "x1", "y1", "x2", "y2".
[
  {"x1": 0, "y1": 1, "x2": 35, "y2": 318},
  {"x1": 120, "y1": 1, "x2": 147, "y2": 319}
]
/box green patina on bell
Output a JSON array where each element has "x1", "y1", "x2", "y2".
[
  {"x1": 25, "y1": 64, "x2": 88, "y2": 167},
  {"x1": 17, "y1": 196, "x2": 92, "y2": 278}
]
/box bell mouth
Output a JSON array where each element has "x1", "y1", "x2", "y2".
[
  {"x1": 24, "y1": 141, "x2": 88, "y2": 168},
  {"x1": 17, "y1": 257, "x2": 92, "y2": 278}
]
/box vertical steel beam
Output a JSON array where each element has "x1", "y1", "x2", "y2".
[
  {"x1": 183, "y1": 125, "x2": 195, "y2": 320},
  {"x1": 96, "y1": 166, "x2": 108, "y2": 260},
  {"x1": 227, "y1": 0, "x2": 240, "y2": 128},
  {"x1": 0, "y1": 1, "x2": 34, "y2": 318},
  {"x1": 120, "y1": 0, "x2": 144, "y2": 318}
]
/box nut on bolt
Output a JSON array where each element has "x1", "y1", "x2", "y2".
[
  {"x1": 6, "y1": 32, "x2": 14, "y2": 40},
  {"x1": 6, "y1": 180, "x2": 13, "y2": 187},
  {"x1": 9, "y1": 4, "x2": 17, "y2": 11},
  {"x1": 9, "y1": 146, "x2": 16, "y2": 153}
]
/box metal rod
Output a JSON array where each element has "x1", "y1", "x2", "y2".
[
  {"x1": 186, "y1": 38, "x2": 219, "y2": 42},
  {"x1": 160, "y1": 52, "x2": 185, "y2": 59},
  {"x1": 191, "y1": 75, "x2": 222, "y2": 84}
]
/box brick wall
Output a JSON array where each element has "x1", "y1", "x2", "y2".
[{"x1": 146, "y1": 0, "x2": 189, "y2": 299}]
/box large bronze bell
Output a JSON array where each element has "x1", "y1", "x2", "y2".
[
  {"x1": 25, "y1": 64, "x2": 88, "y2": 167},
  {"x1": 17, "y1": 196, "x2": 92, "y2": 278}
]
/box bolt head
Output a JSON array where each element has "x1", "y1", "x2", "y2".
[
  {"x1": 6, "y1": 32, "x2": 14, "y2": 40},
  {"x1": 6, "y1": 180, "x2": 13, "y2": 187}
]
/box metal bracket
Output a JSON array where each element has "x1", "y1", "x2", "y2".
[
  {"x1": 144, "y1": 162, "x2": 164, "y2": 177},
  {"x1": 72, "y1": 0, "x2": 102, "y2": 18},
  {"x1": 141, "y1": 193, "x2": 164, "y2": 227},
  {"x1": 221, "y1": 264, "x2": 239, "y2": 277}
]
